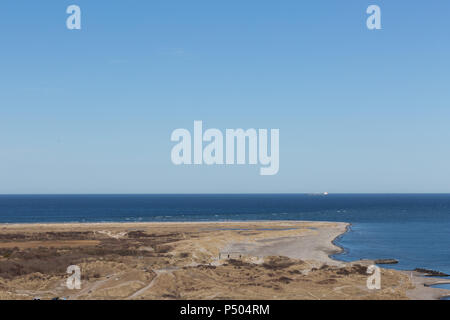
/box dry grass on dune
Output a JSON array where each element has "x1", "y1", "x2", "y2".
[{"x1": 0, "y1": 222, "x2": 413, "y2": 300}]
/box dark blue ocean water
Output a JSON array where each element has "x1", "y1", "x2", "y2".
[{"x1": 0, "y1": 194, "x2": 449, "y2": 275}]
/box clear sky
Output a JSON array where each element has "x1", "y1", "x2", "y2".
[{"x1": 1, "y1": 1, "x2": 449, "y2": 194}]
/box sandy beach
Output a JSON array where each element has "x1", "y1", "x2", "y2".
[{"x1": 0, "y1": 221, "x2": 446, "y2": 300}]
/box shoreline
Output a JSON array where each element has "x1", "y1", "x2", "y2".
[
  {"x1": 0, "y1": 219, "x2": 343, "y2": 227},
  {"x1": 326, "y1": 222, "x2": 450, "y2": 300},
  {"x1": 329, "y1": 222, "x2": 352, "y2": 261}
]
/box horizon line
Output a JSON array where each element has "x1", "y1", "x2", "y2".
[{"x1": 1, "y1": 193, "x2": 450, "y2": 196}]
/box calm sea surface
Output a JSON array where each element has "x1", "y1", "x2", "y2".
[{"x1": 0, "y1": 194, "x2": 449, "y2": 274}]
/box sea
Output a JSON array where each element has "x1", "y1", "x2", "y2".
[{"x1": 0, "y1": 194, "x2": 449, "y2": 280}]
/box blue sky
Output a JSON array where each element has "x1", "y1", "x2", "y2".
[{"x1": 1, "y1": 1, "x2": 450, "y2": 193}]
